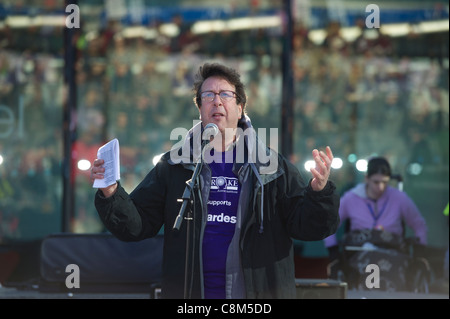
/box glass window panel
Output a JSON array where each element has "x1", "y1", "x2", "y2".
[
  {"x1": 0, "y1": 9, "x2": 64, "y2": 242},
  {"x1": 291, "y1": 2, "x2": 449, "y2": 255},
  {"x1": 70, "y1": 1, "x2": 284, "y2": 233},
  {"x1": 0, "y1": 1, "x2": 447, "y2": 260}
]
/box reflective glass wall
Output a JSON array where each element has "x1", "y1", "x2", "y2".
[
  {"x1": 0, "y1": 1, "x2": 64, "y2": 241},
  {"x1": 69, "y1": 0, "x2": 286, "y2": 234},
  {"x1": 290, "y1": 2, "x2": 449, "y2": 253},
  {"x1": 0, "y1": 1, "x2": 448, "y2": 256}
]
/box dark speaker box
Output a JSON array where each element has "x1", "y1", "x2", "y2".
[
  {"x1": 295, "y1": 278, "x2": 347, "y2": 299},
  {"x1": 39, "y1": 233, "x2": 163, "y2": 293}
]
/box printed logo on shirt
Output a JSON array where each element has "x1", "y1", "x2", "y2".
[
  {"x1": 208, "y1": 200, "x2": 232, "y2": 207},
  {"x1": 207, "y1": 212, "x2": 237, "y2": 224},
  {"x1": 211, "y1": 176, "x2": 239, "y2": 192}
]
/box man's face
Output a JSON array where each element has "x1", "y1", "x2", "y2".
[
  {"x1": 198, "y1": 76, "x2": 243, "y2": 134},
  {"x1": 365, "y1": 173, "x2": 390, "y2": 200}
]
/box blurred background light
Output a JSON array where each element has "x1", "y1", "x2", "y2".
[
  {"x1": 347, "y1": 154, "x2": 357, "y2": 163},
  {"x1": 331, "y1": 157, "x2": 343, "y2": 169},
  {"x1": 407, "y1": 162, "x2": 423, "y2": 176},
  {"x1": 356, "y1": 159, "x2": 368, "y2": 172},
  {"x1": 77, "y1": 159, "x2": 91, "y2": 171},
  {"x1": 304, "y1": 160, "x2": 316, "y2": 172}
]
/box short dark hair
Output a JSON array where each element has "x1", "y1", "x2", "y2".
[
  {"x1": 193, "y1": 63, "x2": 247, "y2": 116},
  {"x1": 367, "y1": 157, "x2": 391, "y2": 177}
]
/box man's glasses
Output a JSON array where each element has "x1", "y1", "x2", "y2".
[{"x1": 200, "y1": 90, "x2": 237, "y2": 103}]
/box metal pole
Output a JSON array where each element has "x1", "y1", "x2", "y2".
[
  {"x1": 281, "y1": 0, "x2": 294, "y2": 159},
  {"x1": 62, "y1": 0, "x2": 78, "y2": 232}
]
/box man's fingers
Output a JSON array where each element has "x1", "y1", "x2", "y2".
[
  {"x1": 309, "y1": 167, "x2": 321, "y2": 179},
  {"x1": 91, "y1": 159, "x2": 105, "y2": 181},
  {"x1": 314, "y1": 146, "x2": 334, "y2": 170},
  {"x1": 319, "y1": 151, "x2": 330, "y2": 166},
  {"x1": 326, "y1": 146, "x2": 333, "y2": 161},
  {"x1": 313, "y1": 149, "x2": 329, "y2": 172},
  {"x1": 92, "y1": 167, "x2": 105, "y2": 176},
  {"x1": 93, "y1": 158, "x2": 104, "y2": 167},
  {"x1": 309, "y1": 146, "x2": 333, "y2": 192}
]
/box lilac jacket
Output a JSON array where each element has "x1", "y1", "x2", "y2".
[{"x1": 324, "y1": 183, "x2": 427, "y2": 247}]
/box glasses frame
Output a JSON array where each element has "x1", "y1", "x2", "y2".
[{"x1": 200, "y1": 90, "x2": 238, "y2": 103}]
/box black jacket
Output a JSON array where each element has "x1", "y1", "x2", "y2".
[{"x1": 95, "y1": 118, "x2": 340, "y2": 298}]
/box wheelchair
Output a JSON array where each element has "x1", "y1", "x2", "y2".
[{"x1": 327, "y1": 228, "x2": 432, "y2": 293}]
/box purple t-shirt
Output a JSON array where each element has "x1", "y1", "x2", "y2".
[{"x1": 202, "y1": 149, "x2": 240, "y2": 299}]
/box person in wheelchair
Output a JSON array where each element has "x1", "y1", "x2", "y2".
[{"x1": 324, "y1": 157, "x2": 428, "y2": 291}]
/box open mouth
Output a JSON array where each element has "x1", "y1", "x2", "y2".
[{"x1": 212, "y1": 112, "x2": 224, "y2": 119}]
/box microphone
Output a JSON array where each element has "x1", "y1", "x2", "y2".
[
  {"x1": 173, "y1": 123, "x2": 219, "y2": 232},
  {"x1": 202, "y1": 123, "x2": 219, "y2": 141}
]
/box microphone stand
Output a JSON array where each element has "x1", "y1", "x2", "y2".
[{"x1": 173, "y1": 140, "x2": 210, "y2": 299}]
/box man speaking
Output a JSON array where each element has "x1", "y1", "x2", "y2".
[{"x1": 91, "y1": 63, "x2": 340, "y2": 299}]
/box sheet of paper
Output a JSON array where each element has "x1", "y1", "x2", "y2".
[{"x1": 92, "y1": 138, "x2": 120, "y2": 188}]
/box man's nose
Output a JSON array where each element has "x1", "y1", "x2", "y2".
[{"x1": 212, "y1": 93, "x2": 222, "y2": 104}]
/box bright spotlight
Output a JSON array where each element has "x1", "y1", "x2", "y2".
[
  {"x1": 356, "y1": 159, "x2": 368, "y2": 172},
  {"x1": 77, "y1": 159, "x2": 91, "y2": 171},
  {"x1": 331, "y1": 157, "x2": 343, "y2": 169},
  {"x1": 0, "y1": 155, "x2": 3, "y2": 165},
  {"x1": 407, "y1": 162, "x2": 423, "y2": 175},
  {"x1": 153, "y1": 153, "x2": 164, "y2": 166},
  {"x1": 304, "y1": 160, "x2": 316, "y2": 172}
]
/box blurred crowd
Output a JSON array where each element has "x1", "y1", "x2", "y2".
[{"x1": 0, "y1": 16, "x2": 448, "y2": 239}]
